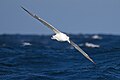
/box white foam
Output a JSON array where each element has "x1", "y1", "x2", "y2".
[
  {"x1": 79, "y1": 43, "x2": 84, "y2": 46},
  {"x1": 85, "y1": 42, "x2": 100, "y2": 48},
  {"x1": 22, "y1": 42, "x2": 32, "y2": 46},
  {"x1": 92, "y1": 35, "x2": 102, "y2": 39},
  {"x1": 2, "y1": 44, "x2": 6, "y2": 47}
]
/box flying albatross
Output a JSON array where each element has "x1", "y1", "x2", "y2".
[{"x1": 21, "y1": 6, "x2": 95, "y2": 64}]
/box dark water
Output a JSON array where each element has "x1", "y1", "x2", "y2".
[{"x1": 0, "y1": 34, "x2": 120, "y2": 80}]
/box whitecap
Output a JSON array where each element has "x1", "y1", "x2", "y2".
[
  {"x1": 92, "y1": 35, "x2": 102, "y2": 40},
  {"x1": 22, "y1": 42, "x2": 32, "y2": 46},
  {"x1": 2, "y1": 44, "x2": 6, "y2": 47},
  {"x1": 85, "y1": 42, "x2": 100, "y2": 48},
  {"x1": 79, "y1": 43, "x2": 84, "y2": 46}
]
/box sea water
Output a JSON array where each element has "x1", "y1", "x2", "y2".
[{"x1": 0, "y1": 34, "x2": 120, "y2": 80}]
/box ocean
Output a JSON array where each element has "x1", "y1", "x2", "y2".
[{"x1": 0, "y1": 34, "x2": 120, "y2": 80}]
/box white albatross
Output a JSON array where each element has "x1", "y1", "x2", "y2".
[{"x1": 21, "y1": 6, "x2": 95, "y2": 64}]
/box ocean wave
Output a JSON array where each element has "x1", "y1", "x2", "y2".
[
  {"x1": 22, "y1": 42, "x2": 32, "y2": 46},
  {"x1": 92, "y1": 34, "x2": 102, "y2": 40},
  {"x1": 0, "y1": 34, "x2": 120, "y2": 80},
  {"x1": 85, "y1": 42, "x2": 100, "y2": 48}
]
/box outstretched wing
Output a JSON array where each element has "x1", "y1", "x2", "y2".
[
  {"x1": 69, "y1": 40, "x2": 95, "y2": 64},
  {"x1": 21, "y1": 6, "x2": 61, "y2": 34}
]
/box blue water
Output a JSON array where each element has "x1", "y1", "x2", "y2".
[{"x1": 0, "y1": 34, "x2": 120, "y2": 80}]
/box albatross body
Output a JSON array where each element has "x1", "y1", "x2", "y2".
[
  {"x1": 51, "y1": 33, "x2": 70, "y2": 43},
  {"x1": 21, "y1": 6, "x2": 95, "y2": 64}
]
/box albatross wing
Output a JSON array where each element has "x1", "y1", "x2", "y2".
[
  {"x1": 69, "y1": 40, "x2": 95, "y2": 64},
  {"x1": 21, "y1": 6, "x2": 95, "y2": 64},
  {"x1": 21, "y1": 6, "x2": 61, "y2": 34}
]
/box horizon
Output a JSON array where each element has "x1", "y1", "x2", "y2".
[{"x1": 0, "y1": 32, "x2": 120, "y2": 36}]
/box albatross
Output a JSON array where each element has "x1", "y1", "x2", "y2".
[{"x1": 21, "y1": 6, "x2": 95, "y2": 64}]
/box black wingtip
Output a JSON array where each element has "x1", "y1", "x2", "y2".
[
  {"x1": 20, "y1": 6, "x2": 29, "y2": 13},
  {"x1": 20, "y1": 6, "x2": 34, "y2": 17},
  {"x1": 92, "y1": 61, "x2": 96, "y2": 65},
  {"x1": 20, "y1": 6, "x2": 26, "y2": 11},
  {"x1": 88, "y1": 57, "x2": 96, "y2": 64},
  {"x1": 20, "y1": 5, "x2": 23, "y2": 9}
]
